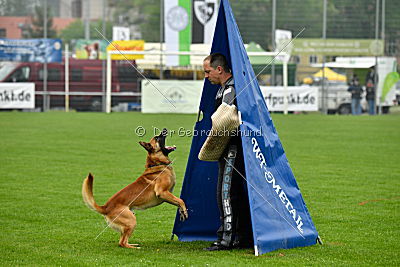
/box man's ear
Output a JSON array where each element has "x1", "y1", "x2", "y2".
[
  {"x1": 139, "y1": 141, "x2": 153, "y2": 152},
  {"x1": 217, "y1": 65, "x2": 223, "y2": 74}
]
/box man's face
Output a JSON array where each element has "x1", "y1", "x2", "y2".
[{"x1": 203, "y1": 60, "x2": 220, "y2": 85}]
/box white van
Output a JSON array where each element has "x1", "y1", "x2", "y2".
[{"x1": 312, "y1": 57, "x2": 398, "y2": 114}]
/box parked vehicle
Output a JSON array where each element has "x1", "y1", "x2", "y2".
[
  {"x1": 312, "y1": 57, "x2": 398, "y2": 114},
  {"x1": 316, "y1": 81, "x2": 367, "y2": 115},
  {"x1": 0, "y1": 58, "x2": 139, "y2": 111}
]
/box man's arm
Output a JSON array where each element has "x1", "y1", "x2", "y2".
[{"x1": 222, "y1": 86, "x2": 236, "y2": 105}]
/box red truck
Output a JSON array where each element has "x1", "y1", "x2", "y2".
[{"x1": 0, "y1": 58, "x2": 139, "y2": 111}]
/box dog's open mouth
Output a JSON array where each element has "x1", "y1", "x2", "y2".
[
  {"x1": 164, "y1": 145, "x2": 176, "y2": 152},
  {"x1": 158, "y1": 128, "x2": 176, "y2": 155},
  {"x1": 161, "y1": 143, "x2": 176, "y2": 155}
]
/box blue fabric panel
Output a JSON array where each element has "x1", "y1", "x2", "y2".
[
  {"x1": 173, "y1": 0, "x2": 318, "y2": 255},
  {"x1": 172, "y1": 1, "x2": 230, "y2": 241}
]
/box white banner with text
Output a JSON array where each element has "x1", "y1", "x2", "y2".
[
  {"x1": 142, "y1": 80, "x2": 203, "y2": 113},
  {"x1": 260, "y1": 86, "x2": 318, "y2": 111},
  {"x1": 142, "y1": 81, "x2": 318, "y2": 113},
  {"x1": 0, "y1": 83, "x2": 35, "y2": 109}
]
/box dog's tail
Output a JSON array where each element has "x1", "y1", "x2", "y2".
[{"x1": 82, "y1": 173, "x2": 106, "y2": 215}]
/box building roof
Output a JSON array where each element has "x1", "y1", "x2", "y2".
[{"x1": 0, "y1": 16, "x2": 76, "y2": 39}]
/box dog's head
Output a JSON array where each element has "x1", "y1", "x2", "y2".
[{"x1": 139, "y1": 128, "x2": 176, "y2": 164}]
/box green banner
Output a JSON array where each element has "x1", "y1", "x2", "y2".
[
  {"x1": 292, "y1": 39, "x2": 384, "y2": 56},
  {"x1": 179, "y1": 0, "x2": 191, "y2": 66},
  {"x1": 165, "y1": 0, "x2": 192, "y2": 66}
]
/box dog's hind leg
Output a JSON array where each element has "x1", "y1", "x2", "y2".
[
  {"x1": 119, "y1": 210, "x2": 138, "y2": 248},
  {"x1": 108, "y1": 207, "x2": 139, "y2": 248},
  {"x1": 119, "y1": 227, "x2": 138, "y2": 249}
]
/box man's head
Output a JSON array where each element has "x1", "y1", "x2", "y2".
[
  {"x1": 369, "y1": 66, "x2": 375, "y2": 73},
  {"x1": 203, "y1": 53, "x2": 231, "y2": 85}
]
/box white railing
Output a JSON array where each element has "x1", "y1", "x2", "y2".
[{"x1": 106, "y1": 50, "x2": 289, "y2": 114}]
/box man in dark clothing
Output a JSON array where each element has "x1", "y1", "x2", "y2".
[
  {"x1": 365, "y1": 67, "x2": 377, "y2": 115},
  {"x1": 202, "y1": 53, "x2": 253, "y2": 251},
  {"x1": 348, "y1": 77, "x2": 363, "y2": 115}
]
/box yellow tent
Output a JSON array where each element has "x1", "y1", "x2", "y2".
[
  {"x1": 314, "y1": 67, "x2": 347, "y2": 81},
  {"x1": 303, "y1": 67, "x2": 347, "y2": 84}
]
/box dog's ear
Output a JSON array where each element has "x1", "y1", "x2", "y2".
[{"x1": 139, "y1": 141, "x2": 153, "y2": 152}]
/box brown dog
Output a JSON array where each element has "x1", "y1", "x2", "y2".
[{"x1": 82, "y1": 128, "x2": 188, "y2": 248}]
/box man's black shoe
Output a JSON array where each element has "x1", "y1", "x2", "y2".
[
  {"x1": 232, "y1": 239, "x2": 253, "y2": 249},
  {"x1": 232, "y1": 241, "x2": 253, "y2": 249},
  {"x1": 204, "y1": 243, "x2": 231, "y2": 251}
]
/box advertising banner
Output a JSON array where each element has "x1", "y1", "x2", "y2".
[
  {"x1": 164, "y1": 0, "x2": 192, "y2": 66},
  {"x1": 192, "y1": 0, "x2": 219, "y2": 44},
  {"x1": 260, "y1": 86, "x2": 318, "y2": 111},
  {"x1": 141, "y1": 80, "x2": 203, "y2": 113},
  {"x1": 75, "y1": 39, "x2": 108, "y2": 60},
  {"x1": 376, "y1": 57, "x2": 399, "y2": 104},
  {"x1": 292, "y1": 38, "x2": 384, "y2": 56},
  {"x1": 142, "y1": 79, "x2": 317, "y2": 113},
  {"x1": 275, "y1": 29, "x2": 292, "y2": 62},
  {"x1": 0, "y1": 83, "x2": 35, "y2": 109},
  {"x1": 0, "y1": 39, "x2": 62, "y2": 63},
  {"x1": 113, "y1": 26, "x2": 130, "y2": 41},
  {"x1": 106, "y1": 40, "x2": 144, "y2": 60}
]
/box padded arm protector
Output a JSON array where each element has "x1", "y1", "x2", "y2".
[{"x1": 198, "y1": 102, "x2": 240, "y2": 161}]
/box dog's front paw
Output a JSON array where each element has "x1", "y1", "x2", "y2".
[{"x1": 179, "y1": 207, "x2": 188, "y2": 221}]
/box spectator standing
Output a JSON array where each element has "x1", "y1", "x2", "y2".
[
  {"x1": 348, "y1": 76, "x2": 363, "y2": 115},
  {"x1": 365, "y1": 67, "x2": 377, "y2": 115}
]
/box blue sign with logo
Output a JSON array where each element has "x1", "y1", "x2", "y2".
[{"x1": 0, "y1": 39, "x2": 62, "y2": 63}]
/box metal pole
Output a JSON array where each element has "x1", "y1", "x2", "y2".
[
  {"x1": 380, "y1": 0, "x2": 385, "y2": 113},
  {"x1": 283, "y1": 61, "x2": 288, "y2": 115},
  {"x1": 102, "y1": 0, "x2": 107, "y2": 112},
  {"x1": 322, "y1": 0, "x2": 327, "y2": 39},
  {"x1": 192, "y1": 3, "x2": 195, "y2": 81},
  {"x1": 106, "y1": 52, "x2": 112, "y2": 113},
  {"x1": 271, "y1": 0, "x2": 276, "y2": 86},
  {"x1": 65, "y1": 44, "x2": 69, "y2": 112},
  {"x1": 160, "y1": 0, "x2": 164, "y2": 79},
  {"x1": 321, "y1": 0, "x2": 327, "y2": 114},
  {"x1": 375, "y1": 0, "x2": 380, "y2": 115},
  {"x1": 381, "y1": 0, "x2": 385, "y2": 42},
  {"x1": 84, "y1": 0, "x2": 90, "y2": 40},
  {"x1": 43, "y1": 0, "x2": 48, "y2": 111}
]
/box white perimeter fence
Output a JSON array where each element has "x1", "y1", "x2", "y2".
[
  {"x1": 0, "y1": 47, "x2": 290, "y2": 113},
  {"x1": 105, "y1": 50, "x2": 289, "y2": 114}
]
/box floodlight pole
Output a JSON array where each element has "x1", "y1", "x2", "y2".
[
  {"x1": 271, "y1": 0, "x2": 276, "y2": 86},
  {"x1": 160, "y1": 0, "x2": 164, "y2": 79},
  {"x1": 102, "y1": 0, "x2": 107, "y2": 112},
  {"x1": 381, "y1": 0, "x2": 385, "y2": 42},
  {"x1": 375, "y1": 0, "x2": 381, "y2": 115},
  {"x1": 321, "y1": 0, "x2": 327, "y2": 115},
  {"x1": 84, "y1": 0, "x2": 90, "y2": 40},
  {"x1": 43, "y1": 0, "x2": 48, "y2": 112}
]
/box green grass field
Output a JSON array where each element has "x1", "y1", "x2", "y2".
[{"x1": 0, "y1": 111, "x2": 399, "y2": 266}]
